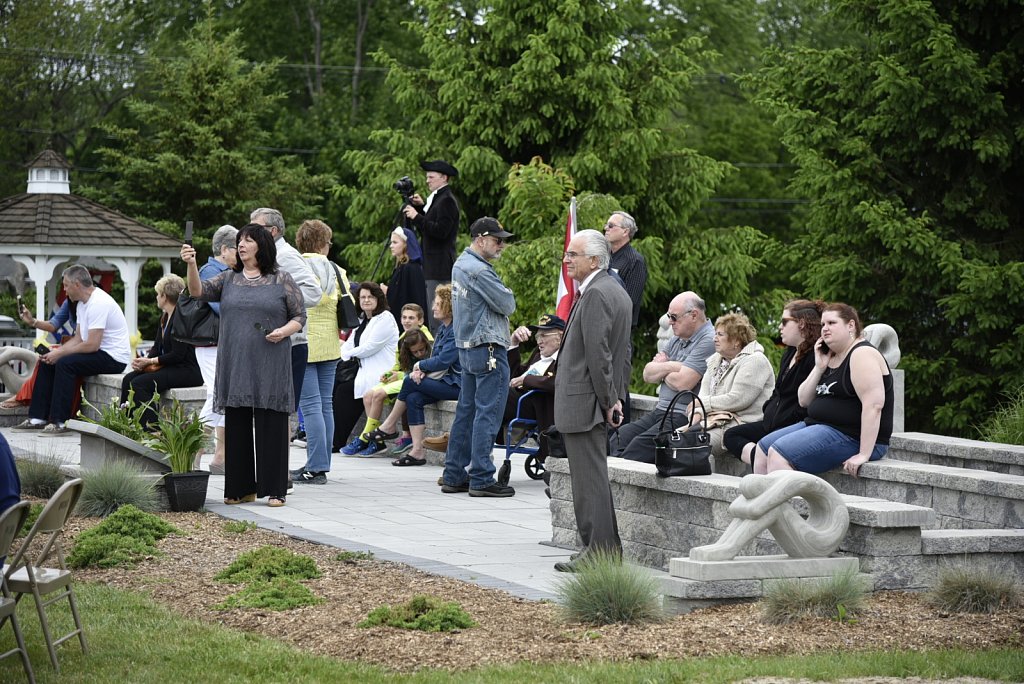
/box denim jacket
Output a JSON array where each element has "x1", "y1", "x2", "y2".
[
  {"x1": 417, "y1": 322, "x2": 462, "y2": 386},
  {"x1": 451, "y1": 247, "x2": 516, "y2": 349}
]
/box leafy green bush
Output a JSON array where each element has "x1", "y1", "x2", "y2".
[
  {"x1": 358, "y1": 595, "x2": 475, "y2": 632},
  {"x1": 216, "y1": 578, "x2": 323, "y2": 611},
  {"x1": 79, "y1": 386, "x2": 157, "y2": 442},
  {"x1": 555, "y1": 550, "x2": 663, "y2": 625},
  {"x1": 978, "y1": 386, "x2": 1024, "y2": 446},
  {"x1": 927, "y1": 566, "x2": 1022, "y2": 614},
  {"x1": 78, "y1": 462, "x2": 159, "y2": 517},
  {"x1": 214, "y1": 546, "x2": 320, "y2": 584},
  {"x1": 16, "y1": 455, "x2": 66, "y2": 498},
  {"x1": 68, "y1": 504, "x2": 178, "y2": 569},
  {"x1": 761, "y1": 567, "x2": 869, "y2": 624}
]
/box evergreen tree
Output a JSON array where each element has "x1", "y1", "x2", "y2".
[
  {"x1": 89, "y1": 16, "x2": 329, "y2": 235},
  {"x1": 750, "y1": 0, "x2": 1024, "y2": 434}
]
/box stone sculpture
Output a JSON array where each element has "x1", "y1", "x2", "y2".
[
  {"x1": 0, "y1": 346, "x2": 37, "y2": 395},
  {"x1": 690, "y1": 470, "x2": 849, "y2": 561},
  {"x1": 863, "y1": 323, "x2": 901, "y2": 368}
]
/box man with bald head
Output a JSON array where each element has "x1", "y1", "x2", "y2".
[{"x1": 611, "y1": 291, "x2": 715, "y2": 463}]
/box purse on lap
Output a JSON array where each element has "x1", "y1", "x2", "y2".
[{"x1": 653, "y1": 390, "x2": 713, "y2": 477}]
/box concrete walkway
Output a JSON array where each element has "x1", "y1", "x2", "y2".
[{"x1": 3, "y1": 426, "x2": 570, "y2": 601}]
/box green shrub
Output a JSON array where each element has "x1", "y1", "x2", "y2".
[
  {"x1": 223, "y1": 520, "x2": 258, "y2": 534},
  {"x1": 761, "y1": 567, "x2": 869, "y2": 624},
  {"x1": 78, "y1": 462, "x2": 159, "y2": 517},
  {"x1": 216, "y1": 578, "x2": 323, "y2": 611},
  {"x1": 214, "y1": 546, "x2": 320, "y2": 584},
  {"x1": 334, "y1": 550, "x2": 374, "y2": 564},
  {"x1": 16, "y1": 503, "x2": 43, "y2": 538},
  {"x1": 79, "y1": 386, "x2": 157, "y2": 442},
  {"x1": 358, "y1": 594, "x2": 475, "y2": 632},
  {"x1": 979, "y1": 386, "x2": 1024, "y2": 446},
  {"x1": 555, "y1": 550, "x2": 663, "y2": 626},
  {"x1": 16, "y1": 455, "x2": 66, "y2": 497},
  {"x1": 927, "y1": 566, "x2": 1022, "y2": 614},
  {"x1": 67, "y1": 504, "x2": 178, "y2": 569}
]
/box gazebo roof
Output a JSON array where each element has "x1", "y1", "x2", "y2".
[
  {"x1": 0, "y1": 193, "x2": 181, "y2": 249},
  {"x1": 27, "y1": 149, "x2": 71, "y2": 170}
]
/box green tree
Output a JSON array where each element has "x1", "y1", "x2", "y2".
[
  {"x1": 749, "y1": 0, "x2": 1024, "y2": 434},
  {"x1": 88, "y1": 15, "x2": 330, "y2": 235}
]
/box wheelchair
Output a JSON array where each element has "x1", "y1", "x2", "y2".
[{"x1": 496, "y1": 389, "x2": 548, "y2": 485}]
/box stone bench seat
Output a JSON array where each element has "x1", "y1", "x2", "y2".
[{"x1": 888, "y1": 431, "x2": 1024, "y2": 476}]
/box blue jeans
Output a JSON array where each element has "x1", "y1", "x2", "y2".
[
  {"x1": 298, "y1": 359, "x2": 338, "y2": 473},
  {"x1": 443, "y1": 345, "x2": 509, "y2": 489},
  {"x1": 758, "y1": 421, "x2": 887, "y2": 474},
  {"x1": 30, "y1": 350, "x2": 126, "y2": 423},
  {"x1": 397, "y1": 376, "x2": 460, "y2": 425}
]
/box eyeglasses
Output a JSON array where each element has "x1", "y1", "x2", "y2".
[
  {"x1": 480, "y1": 234, "x2": 505, "y2": 245},
  {"x1": 666, "y1": 310, "x2": 694, "y2": 322},
  {"x1": 254, "y1": 322, "x2": 270, "y2": 334},
  {"x1": 604, "y1": 222, "x2": 624, "y2": 230},
  {"x1": 563, "y1": 251, "x2": 590, "y2": 260}
]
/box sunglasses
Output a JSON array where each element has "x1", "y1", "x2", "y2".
[{"x1": 666, "y1": 310, "x2": 693, "y2": 322}]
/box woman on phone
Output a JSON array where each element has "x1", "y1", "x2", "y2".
[{"x1": 756, "y1": 303, "x2": 893, "y2": 477}]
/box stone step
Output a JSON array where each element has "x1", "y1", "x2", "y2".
[
  {"x1": 920, "y1": 528, "x2": 1024, "y2": 554},
  {"x1": 888, "y1": 431, "x2": 1024, "y2": 476}
]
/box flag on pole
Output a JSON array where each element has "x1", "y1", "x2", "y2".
[{"x1": 555, "y1": 196, "x2": 578, "y2": 320}]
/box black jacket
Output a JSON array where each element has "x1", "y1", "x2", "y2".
[{"x1": 409, "y1": 185, "x2": 460, "y2": 281}]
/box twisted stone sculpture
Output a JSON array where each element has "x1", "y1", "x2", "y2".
[
  {"x1": 0, "y1": 346, "x2": 37, "y2": 395},
  {"x1": 690, "y1": 471, "x2": 850, "y2": 561},
  {"x1": 863, "y1": 323, "x2": 901, "y2": 368}
]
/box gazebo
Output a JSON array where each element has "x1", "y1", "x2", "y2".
[{"x1": 0, "y1": 150, "x2": 182, "y2": 335}]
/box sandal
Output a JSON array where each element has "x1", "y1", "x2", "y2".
[
  {"x1": 224, "y1": 493, "x2": 257, "y2": 505},
  {"x1": 0, "y1": 398, "x2": 25, "y2": 409},
  {"x1": 365, "y1": 427, "x2": 399, "y2": 442},
  {"x1": 267, "y1": 496, "x2": 286, "y2": 507},
  {"x1": 392, "y1": 455, "x2": 426, "y2": 467}
]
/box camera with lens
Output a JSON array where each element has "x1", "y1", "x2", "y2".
[{"x1": 393, "y1": 176, "x2": 415, "y2": 203}]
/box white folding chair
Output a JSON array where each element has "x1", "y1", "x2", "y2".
[
  {"x1": 0, "y1": 500, "x2": 35, "y2": 683},
  {"x1": 3, "y1": 479, "x2": 86, "y2": 673}
]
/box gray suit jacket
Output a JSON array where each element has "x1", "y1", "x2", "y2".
[{"x1": 554, "y1": 269, "x2": 633, "y2": 434}]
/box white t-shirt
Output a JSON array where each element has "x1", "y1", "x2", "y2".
[{"x1": 77, "y1": 287, "x2": 131, "y2": 364}]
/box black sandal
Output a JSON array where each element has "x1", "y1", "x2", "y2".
[
  {"x1": 392, "y1": 455, "x2": 426, "y2": 467},
  {"x1": 367, "y1": 427, "x2": 399, "y2": 441}
]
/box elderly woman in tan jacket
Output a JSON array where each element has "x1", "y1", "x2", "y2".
[{"x1": 689, "y1": 312, "x2": 775, "y2": 457}]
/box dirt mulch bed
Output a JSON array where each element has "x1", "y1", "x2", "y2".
[{"x1": 65, "y1": 511, "x2": 1022, "y2": 674}]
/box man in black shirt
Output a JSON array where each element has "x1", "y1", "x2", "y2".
[
  {"x1": 403, "y1": 160, "x2": 461, "y2": 329},
  {"x1": 605, "y1": 211, "x2": 648, "y2": 330}
]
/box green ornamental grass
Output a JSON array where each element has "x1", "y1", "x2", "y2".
[
  {"x1": 979, "y1": 386, "x2": 1024, "y2": 446},
  {"x1": 555, "y1": 550, "x2": 663, "y2": 626},
  {"x1": 761, "y1": 567, "x2": 869, "y2": 624},
  {"x1": 15, "y1": 454, "x2": 66, "y2": 498},
  {"x1": 77, "y1": 461, "x2": 159, "y2": 517},
  {"x1": 927, "y1": 566, "x2": 1022, "y2": 614}
]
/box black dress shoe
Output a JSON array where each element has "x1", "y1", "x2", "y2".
[{"x1": 554, "y1": 561, "x2": 577, "y2": 573}]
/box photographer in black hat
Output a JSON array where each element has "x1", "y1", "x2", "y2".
[{"x1": 403, "y1": 160, "x2": 460, "y2": 329}]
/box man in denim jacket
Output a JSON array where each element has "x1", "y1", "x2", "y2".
[{"x1": 441, "y1": 217, "x2": 517, "y2": 497}]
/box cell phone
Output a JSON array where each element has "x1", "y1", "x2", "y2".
[
  {"x1": 612, "y1": 409, "x2": 622, "y2": 424},
  {"x1": 818, "y1": 340, "x2": 830, "y2": 355},
  {"x1": 184, "y1": 220, "x2": 193, "y2": 247},
  {"x1": 34, "y1": 342, "x2": 49, "y2": 355}
]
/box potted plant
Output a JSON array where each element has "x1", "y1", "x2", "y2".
[{"x1": 145, "y1": 397, "x2": 210, "y2": 512}]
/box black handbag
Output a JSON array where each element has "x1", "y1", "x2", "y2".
[
  {"x1": 653, "y1": 390, "x2": 713, "y2": 477},
  {"x1": 330, "y1": 262, "x2": 361, "y2": 330},
  {"x1": 336, "y1": 359, "x2": 359, "y2": 383},
  {"x1": 172, "y1": 293, "x2": 218, "y2": 346}
]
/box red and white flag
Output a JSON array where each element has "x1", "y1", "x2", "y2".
[{"x1": 555, "y1": 196, "x2": 578, "y2": 320}]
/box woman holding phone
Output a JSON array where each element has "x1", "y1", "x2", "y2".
[{"x1": 756, "y1": 303, "x2": 893, "y2": 477}]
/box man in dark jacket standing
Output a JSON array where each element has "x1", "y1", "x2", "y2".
[{"x1": 403, "y1": 159, "x2": 460, "y2": 329}]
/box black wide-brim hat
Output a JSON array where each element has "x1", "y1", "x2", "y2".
[{"x1": 420, "y1": 159, "x2": 458, "y2": 177}]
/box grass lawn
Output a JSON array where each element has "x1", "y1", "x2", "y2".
[{"x1": 0, "y1": 583, "x2": 1021, "y2": 683}]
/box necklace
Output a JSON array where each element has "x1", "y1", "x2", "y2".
[{"x1": 242, "y1": 270, "x2": 262, "y2": 280}]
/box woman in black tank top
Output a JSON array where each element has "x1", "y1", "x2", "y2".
[{"x1": 755, "y1": 303, "x2": 893, "y2": 476}]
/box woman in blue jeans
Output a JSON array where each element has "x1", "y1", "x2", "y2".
[
  {"x1": 366, "y1": 285, "x2": 461, "y2": 466},
  {"x1": 757, "y1": 303, "x2": 894, "y2": 477},
  {"x1": 290, "y1": 220, "x2": 343, "y2": 485}
]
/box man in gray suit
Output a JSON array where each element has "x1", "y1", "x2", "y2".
[{"x1": 553, "y1": 229, "x2": 633, "y2": 572}]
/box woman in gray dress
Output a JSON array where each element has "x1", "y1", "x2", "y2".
[{"x1": 181, "y1": 223, "x2": 306, "y2": 507}]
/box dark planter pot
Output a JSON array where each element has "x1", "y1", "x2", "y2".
[{"x1": 164, "y1": 470, "x2": 210, "y2": 512}]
